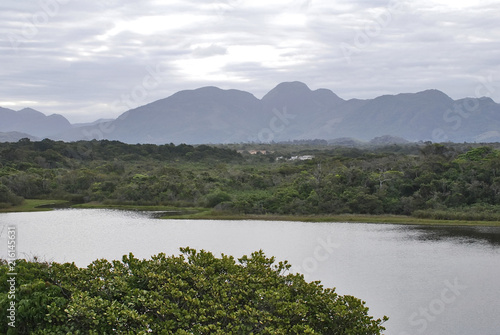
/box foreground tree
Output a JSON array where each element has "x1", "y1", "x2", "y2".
[{"x1": 0, "y1": 249, "x2": 387, "y2": 334}]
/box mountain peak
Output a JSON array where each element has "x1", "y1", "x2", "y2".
[
  {"x1": 415, "y1": 89, "x2": 452, "y2": 100},
  {"x1": 167, "y1": 86, "x2": 259, "y2": 106},
  {"x1": 170, "y1": 86, "x2": 223, "y2": 99},
  {"x1": 274, "y1": 81, "x2": 311, "y2": 90},
  {"x1": 261, "y1": 81, "x2": 312, "y2": 102},
  {"x1": 313, "y1": 88, "x2": 345, "y2": 104},
  {"x1": 19, "y1": 107, "x2": 46, "y2": 116},
  {"x1": 194, "y1": 86, "x2": 224, "y2": 93},
  {"x1": 0, "y1": 107, "x2": 72, "y2": 138},
  {"x1": 268, "y1": 81, "x2": 311, "y2": 93}
]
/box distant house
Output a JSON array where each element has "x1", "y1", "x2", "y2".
[
  {"x1": 238, "y1": 149, "x2": 275, "y2": 155},
  {"x1": 290, "y1": 155, "x2": 315, "y2": 161},
  {"x1": 248, "y1": 150, "x2": 269, "y2": 155},
  {"x1": 277, "y1": 155, "x2": 315, "y2": 161}
]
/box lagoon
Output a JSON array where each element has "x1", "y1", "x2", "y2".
[{"x1": 1, "y1": 209, "x2": 499, "y2": 334}]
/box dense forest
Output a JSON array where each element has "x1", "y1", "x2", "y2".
[{"x1": 1, "y1": 138, "x2": 500, "y2": 220}]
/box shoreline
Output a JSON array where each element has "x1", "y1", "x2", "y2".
[
  {"x1": 0, "y1": 199, "x2": 69, "y2": 212},
  {"x1": 162, "y1": 211, "x2": 500, "y2": 227},
  {"x1": 2, "y1": 200, "x2": 500, "y2": 227}
]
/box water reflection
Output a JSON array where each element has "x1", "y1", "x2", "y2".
[{"x1": 398, "y1": 225, "x2": 500, "y2": 247}]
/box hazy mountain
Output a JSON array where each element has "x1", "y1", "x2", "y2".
[
  {"x1": 73, "y1": 118, "x2": 115, "y2": 128},
  {"x1": 259, "y1": 81, "x2": 345, "y2": 142},
  {"x1": 0, "y1": 131, "x2": 39, "y2": 142},
  {"x1": 318, "y1": 90, "x2": 456, "y2": 141},
  {"x1": 259, "y1": 85, "x2": 500, "y2": 142},
  {"x1": 371, "y1": 92, "x2": 497, "y2": 142},
  {"x1": 4, "y1": 82, "x2": 500, "y2": 144},
  {"x1": 58, "y1": 86, "x2": 264, "y2": 144},
  {"x1": 369, "y1": 135, "x2": 410, "y2": 145},
  {"x1": 0, "y1": 107, "x2": 72, "y2": 138}
]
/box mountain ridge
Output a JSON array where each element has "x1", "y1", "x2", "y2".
[
  {"x1": 0, "y1": 107, "x2": 72, "y2": 138},
  {"x1": 2, "y1": 82, "x2": 500, "y2": 143}
]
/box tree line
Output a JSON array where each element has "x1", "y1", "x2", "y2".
[{"x1": 1, "y1": 138, "x2": 500, "y2": 220}]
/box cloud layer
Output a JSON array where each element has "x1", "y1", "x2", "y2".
[{"x1": 1, "y1": 0, "x2": 499, "y2": 122}]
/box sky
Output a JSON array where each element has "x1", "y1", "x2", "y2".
[{"x1": 1, "y1": 0, "x2": 499, "y2": 123}]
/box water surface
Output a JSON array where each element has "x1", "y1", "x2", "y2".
[{"x1": 1, "y1": 209, "x2": 499, "y2": 335}]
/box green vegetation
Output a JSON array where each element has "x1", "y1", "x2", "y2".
[
  {"x1": 0, "y1": 249, "x2": 387, "y2": 334},
  {"x1": 0, "y1": 199, "x2": 68, "y2": 212},
  {"x1": 0, "y1": 182, "x2": 23, "y2": 209},
  {"x1": 1, "y1": 139, "x2": 500, "y2": 223},
  {"x1": 163, "y1": 211, "x2": 500, "y2": 226}
]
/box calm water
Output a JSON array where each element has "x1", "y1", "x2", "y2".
[{"x1": 1, "y1": 209, "x2": 499, "y2": 335}]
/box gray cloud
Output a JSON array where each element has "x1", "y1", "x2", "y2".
[
  {"x1": 1, "y1": 0, "x2": 499, "y2": 123},
  {"x1": 192, "y1": 44, "x2": 227, "y2": 58}
]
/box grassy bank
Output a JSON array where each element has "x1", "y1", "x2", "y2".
[
  {"x1": 71, "y1": 202, "x2": 198, "y2": 212},
  {"x1": 163, "y1": 209, "x2": 500, "y2": 227},
  {"x1": 0, "y1": 199, "x2": 69, "y2": 213}
]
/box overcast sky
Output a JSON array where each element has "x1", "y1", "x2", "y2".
[{"x1": 1, "y1": 0, "x2": 499, "y2": 123}]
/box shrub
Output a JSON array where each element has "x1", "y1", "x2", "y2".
[{"x1": 0, "y1": 249, "x2": 387, "y2": 334}]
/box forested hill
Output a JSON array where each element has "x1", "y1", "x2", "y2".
[
  {"x1": 0, "y1": 139, "x2": 241, "y2": 164},
  {"x1": 1, "y1": 139, "x2": 500, "y2": 221}
]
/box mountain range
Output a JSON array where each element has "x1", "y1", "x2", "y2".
[{"x1": 2, "y1": 81, "x2": 500, "y2": 144}]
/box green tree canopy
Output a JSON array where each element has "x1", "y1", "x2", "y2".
[{"x1": 0, "y1": 249, "x2": 387, "y2": 334}]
